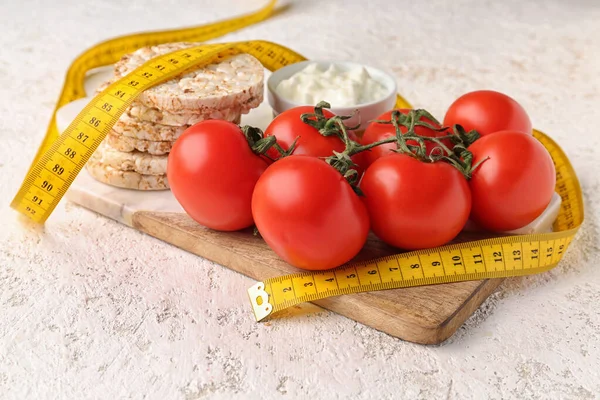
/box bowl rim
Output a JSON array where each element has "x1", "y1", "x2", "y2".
[{"x1": 266, "y1": 60, "x2": 398, "y2": 109}]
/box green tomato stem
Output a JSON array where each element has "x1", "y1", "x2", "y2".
[{"x1": 300, "y1": 102, "x2": 486, "y2": 185}]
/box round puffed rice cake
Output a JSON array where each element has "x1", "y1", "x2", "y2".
[
  {"x1": 113, "y1": 111, "x2": 188, "y2": 141},
  {"x1": 114, "y1": 42, "x2": 264, "y2": 113},
  {"x1": 86, "y1": 161, "x2": 169, "y2": 191},
  {"x1": 106, "y1": 131, "x2": 175, "y2": 155},
  {"x1": 96, "y1": 79, "x2": 243, "y2": 127},
  {"x1": 90, "y1": 142, "x2": 167, "y2": 175},
  {"x1": 127, "y1": 102, "x2": 241, "y2": 127}
]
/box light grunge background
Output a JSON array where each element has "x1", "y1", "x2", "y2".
[{"x1": 0, "y1": 0, "x2": 599, "y2": 398}]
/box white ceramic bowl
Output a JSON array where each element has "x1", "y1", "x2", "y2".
[{"x1": 267, "y1": 60, "x2": 397, "y2": 131}]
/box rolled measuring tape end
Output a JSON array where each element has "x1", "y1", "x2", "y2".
[{"x1": 248, "y1": 282, "x2": 273, "y2": 321}]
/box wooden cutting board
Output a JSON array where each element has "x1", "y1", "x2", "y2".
[
  {"x1": 58, "y1": 69, "x2": 554, "y2": 344},
  {"x1": 66, "y1": 170, "x2": 503, "y2": 345}
]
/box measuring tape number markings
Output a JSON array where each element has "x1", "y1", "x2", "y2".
[
  {"x1": 248, "y1": 130, "x2": 584, "y2": 320},
  {"x1": 11, "y1": 40, "x2": 306, "y2": 223}
]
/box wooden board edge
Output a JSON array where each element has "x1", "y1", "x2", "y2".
[{"x1": 311, "y1": 278, "x2": 503, "y2": 345}]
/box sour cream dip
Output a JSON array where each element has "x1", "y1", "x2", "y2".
[{"x1": 275, "y1": 63, "x2": 389, "y2": 107}]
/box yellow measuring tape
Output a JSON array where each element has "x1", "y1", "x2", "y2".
[
  {"x1": 9, "y1": 1, "x2": 583, "y2": 319},
  {"x1": 10, "y1": 0, "x2": 300, "y2": 222},
  {"x1": 16, "y1": 0, "x2": 278, "y2": 185},
  {"x1": 10, "y1": 40, "x2": 306, "y2": 223},
  {"x1": 248, "y1": 130, "x2": 584, "y2": 320}
]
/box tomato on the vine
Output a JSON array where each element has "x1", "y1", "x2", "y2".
[
  {"x1": 252, "y1": 156, "x2": 370, "y2": 270},
  {"x1": 361, "y1": 109, "x2": 447, "y2": 167},
  {"x1": 468, "y1": 130, "x2": 555, "y2": 231},
  {"x1": 264, "y1": 106, "x2": 365, "y2": 174},
  {"x1": 360, "y1": 153, "x2": 471, "y2": 250},
  {"x1": 444, "y1": 90, "x2": 532, "y2": 136},
  {"x1": 167, "y1": 120, "x2": 269, "y2": 231}
]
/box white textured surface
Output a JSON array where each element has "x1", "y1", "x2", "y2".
[{"x1": 1, "y1": 0, "x2": 600, "y2": 399}]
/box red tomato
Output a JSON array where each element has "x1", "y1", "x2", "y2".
[
  {"x1": 361, "y1": 109, "x2": 446, "y2": 167},
  {"x1": 167, "y1": 120, "x2": 269, "y2": 231},
  {"x1": 444, "y1": 90, "x2": 532, "y2": 136},
  {"x1": 360, "y1": 154, "x2": 471, "y2": 250},
  {"x1": 264, "y1": 106, "x2": 365, "y2": 174},
  {"x1": 468, "y1": 130, "x2": 555, "y2": 231},
  {"x1": 252, "y1": 156, "x2": 370, "y2": 270}
]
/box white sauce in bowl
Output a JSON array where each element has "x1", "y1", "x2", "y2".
[{"x1": 275, "y1": 63, "x2": 389, "y2": 107}]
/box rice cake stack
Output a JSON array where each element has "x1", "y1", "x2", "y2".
[{"x1": 87, "y1": 42, "x2": 264, "y2": 190}]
